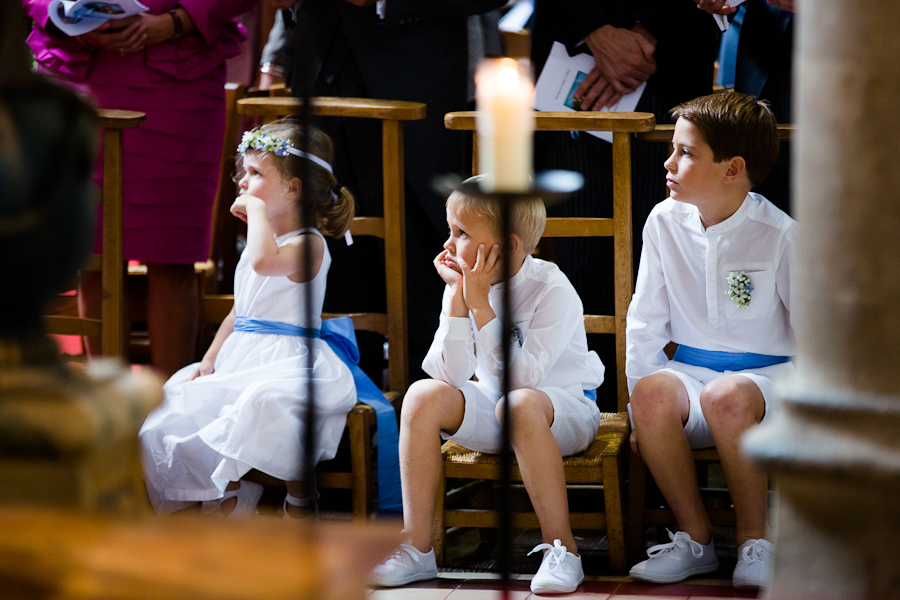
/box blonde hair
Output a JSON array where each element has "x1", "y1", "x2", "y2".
[
  {"x1": 446, "y1": 176, "x2": 546, "y2": 253},
  {"x1": 234, "y1": 118, "x2": 354, "y2": 238}
]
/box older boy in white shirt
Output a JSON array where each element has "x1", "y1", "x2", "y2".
[
  {"x1": 371, "y1": 179, "x2": 605, "y2": 594},
  {"x1": 626, "y1": 93, "x2": 794, "y2": 589}
]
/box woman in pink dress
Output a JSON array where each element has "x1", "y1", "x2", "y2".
[{"x1": 23, "y1": 0, "x2": 257, "y2": 375}]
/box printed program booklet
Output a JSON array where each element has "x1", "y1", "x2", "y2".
[
  {"x1": 48, "y1": 0, "x2": 149, "y2": 36},
  {"x1": 532, "y1": 41, "x2": 646, "y2": 144}
]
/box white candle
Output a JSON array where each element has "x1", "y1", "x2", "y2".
[{"x1": 476, "y1": 58, "x2": 534, "y2": 192}]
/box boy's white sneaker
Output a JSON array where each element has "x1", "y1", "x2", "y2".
[
  {"x1": 733, "y1": 538, "x2": 774, "y2": 589},
  {"x1": 369, "y1": 542, "x2": 437, "y2": 587},
  {"x1": 527, "y1": 539, "x2": 584, "y2": 594},
  {"x1": 629, "y1": 530, "x2": 719, "y2": 583}
]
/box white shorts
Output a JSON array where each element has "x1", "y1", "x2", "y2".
[
  {"x1": 441, "y1": 380, "x2": 602, "y2": 457},
  {"x1": 628, "y1": 360, "x2": 795, "y2": 450}
]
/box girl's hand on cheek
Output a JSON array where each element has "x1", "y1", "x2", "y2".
[{"x1": 230, "y1": 195, "x2": 264, "y2": 222}]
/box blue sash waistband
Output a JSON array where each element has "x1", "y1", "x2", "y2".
[
  {"x1": 584, "y1": 388, "x2": 597, "y2": 402},
  {"x1": 233, "y1": 316, "x2": 320, "y2": 337},
  {"x1": 673, "y1": 344, "x2": 790, "y2": 372},
  {"x1": 232, "y1": 315, "x2": 401, "y2": 514}
]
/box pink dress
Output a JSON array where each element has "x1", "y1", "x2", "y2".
[{"x1": 23, "y1": 0, "x2": 257, "y2": 263}]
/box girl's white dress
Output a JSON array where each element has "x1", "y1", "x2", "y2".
[{"x1": 139, "y1": 229, "x2": 357, "y2": 514}]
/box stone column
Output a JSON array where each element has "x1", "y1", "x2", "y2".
[{"x1": 743, "y1": 1, "x2": 900, "y2": 599}]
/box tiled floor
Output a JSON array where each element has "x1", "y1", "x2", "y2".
[{"x1": 367, "y1": 574, "x2": 760, "y2": 599}]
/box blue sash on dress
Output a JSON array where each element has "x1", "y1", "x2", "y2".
[
  {"x1": 233, "y1": 315, "x2": 402, "y2": 514},
  {"x1": 673, "y1": 344, "x2": 790, "y2": 372}
]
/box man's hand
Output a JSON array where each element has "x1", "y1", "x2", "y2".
[
  {"x1": 767, "y1": 0, "x2": 795, "y2": 11},
  {"x1": 584, "y1": 25, "x2": 657, "y2": 97},
  {"x1": 574, "y1": 67, "x2": 621, "y2": 111},
  {"x1": 696, "y1": 0, "x2": 737, "y2": 15}
]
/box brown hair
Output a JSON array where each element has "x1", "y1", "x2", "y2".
[
  {"x1": 235, "y1": 119, "x2": 354, "y2": 238},
  {"x1": 446, "y1": 175, "x2": 546, "y2": 254},
  {"x1": 670, "y1": 92, "x2": 779, "y2": 187}
]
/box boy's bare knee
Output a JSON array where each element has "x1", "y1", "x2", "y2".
[
  {"x1": 699, "y1": 377, "x2": 762, "y2": 427},
  {"x1": 630, "y1": 374, "x2": 685, "y2": 426},
  {"x1": 402, "y1": 379, "x2": 459, "y2": 426},
  {"x1": 495, "y1": 389, "x2": 550, "y2": 429}
]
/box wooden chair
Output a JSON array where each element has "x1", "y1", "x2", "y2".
[
  {"x1": 201, "y1": 96, "x2": 426, "y2": 519},
  {"x1": 501, "y1": 29, "x2": 531, "y2": 61},
  {"x1": 431, "y1": 111, "x2": 655, "y2": 573},
  {"x1": 44, "y1": 109, "x2": 146, "y2": 358},
  {"x1": 624, "y1": 122, "x2": 795, "y2": 563}
]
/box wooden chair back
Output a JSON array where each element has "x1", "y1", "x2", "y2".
[
  {"x1": 501, "y1": 29, "x2": 531, "y2": 61},
  {"x1": 43, "y1": 109, "x2": 146, "y2": 357}
]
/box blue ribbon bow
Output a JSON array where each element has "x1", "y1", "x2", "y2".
[{"x1": 234, "y1": 316, "x2": 402, "y2": 513}]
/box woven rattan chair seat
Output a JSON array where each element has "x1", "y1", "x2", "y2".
[{"x1": 442, "y1": 411, "x2": 628, "y2": 467}]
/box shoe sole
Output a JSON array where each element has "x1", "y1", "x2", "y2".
[
  {"x1": 531, "y1": 577, "x2": 584, "y2": 594},
  {"x1": 369, "y1": 571, "x2": 437, "y2": 588},
  {"x1": 629, "y1": 563, "x2": 719, "y2": 584},
  {"x1": 733, "y1": 576, "x2": 766, "y2": 589}
]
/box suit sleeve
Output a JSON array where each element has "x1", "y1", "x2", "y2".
[{"x1": 381, "y1": 0, "x2": 507, "y2": 27}]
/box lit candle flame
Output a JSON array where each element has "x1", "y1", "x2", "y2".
[{"x1": 497, "y1": 58, "x2": 519, "y2": 92}]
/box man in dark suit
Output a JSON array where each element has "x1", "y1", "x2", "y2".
[
  {"x1": 698, "y1": 0, "x2": 794, "y2": 213},
  {"x1": 291, "y1": 0, "x2": 506, "y2": 382},
  {"x1": 530, "y1": 0, "x2": 719, "y2": 410}
]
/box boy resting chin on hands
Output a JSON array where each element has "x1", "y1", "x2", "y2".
[{"x1": 370, "y1": 177, "x2": 605, "y2": 595}]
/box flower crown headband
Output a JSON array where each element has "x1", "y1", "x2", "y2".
[
  {"x1": 237, "y1": 130, "x2": 353, "y2": 245},
  {"x1": 237, "y1": 130, "x2": 334, "y2": 174}
]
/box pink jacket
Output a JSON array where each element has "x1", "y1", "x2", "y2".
[{"x1": 24, "y1": 0, "x2": 257, "y2": 82}]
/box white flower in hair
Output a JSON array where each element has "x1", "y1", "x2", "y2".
[{"x1": 237, "y1": 130, "x2": 293, "y2": 156}]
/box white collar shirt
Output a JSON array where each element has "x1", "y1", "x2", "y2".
[
  {"x1": 625, "y1": 193, "x2": 796, "y2": 393},
  {"x1": 424, "y1": 255, "x2": 605, "y2": 400}
]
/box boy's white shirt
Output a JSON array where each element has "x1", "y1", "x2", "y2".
[
  {"x1": 625, "y1": 192, "x2": 796, "y2": 393},
  {"x1": 424, "y1": 255, "x2": 605, "y2": 400}
]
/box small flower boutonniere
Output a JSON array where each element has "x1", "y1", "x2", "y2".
[
  {"x1": 510, "y1": 324, "x2": 524, "y2": 348},
  {"x1": 725, "y1": 271, "x2": 755, "y2": 309}
]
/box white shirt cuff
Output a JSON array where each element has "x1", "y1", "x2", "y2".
[{"x1": 443, "y1": 316, "x2": 472, "y2": 341}]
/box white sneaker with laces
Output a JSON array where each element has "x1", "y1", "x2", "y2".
[
  {"x1": 733, "y1": 538, "x2": 774, "y2": 589},
  {"x1": 369, "y1": 542, "x2": 437, "y2": 587},
  {"x1": 527, "y1": 539, "x2": 584, "y2": 594},
  {"x1": 629, "y1": 530, "x2": 719, "y2": 583}
]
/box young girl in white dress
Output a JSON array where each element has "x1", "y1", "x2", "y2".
[{"x1": 139, "y1": 120, "x2": 357, "y2": 517}]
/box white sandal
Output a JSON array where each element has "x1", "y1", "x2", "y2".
[
  {"x1": 283, "y1": 492, "x2": 318, "y2": 519},
  {"x1": 201, "y1": 481, "x2": 263, "y2": 517}
]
